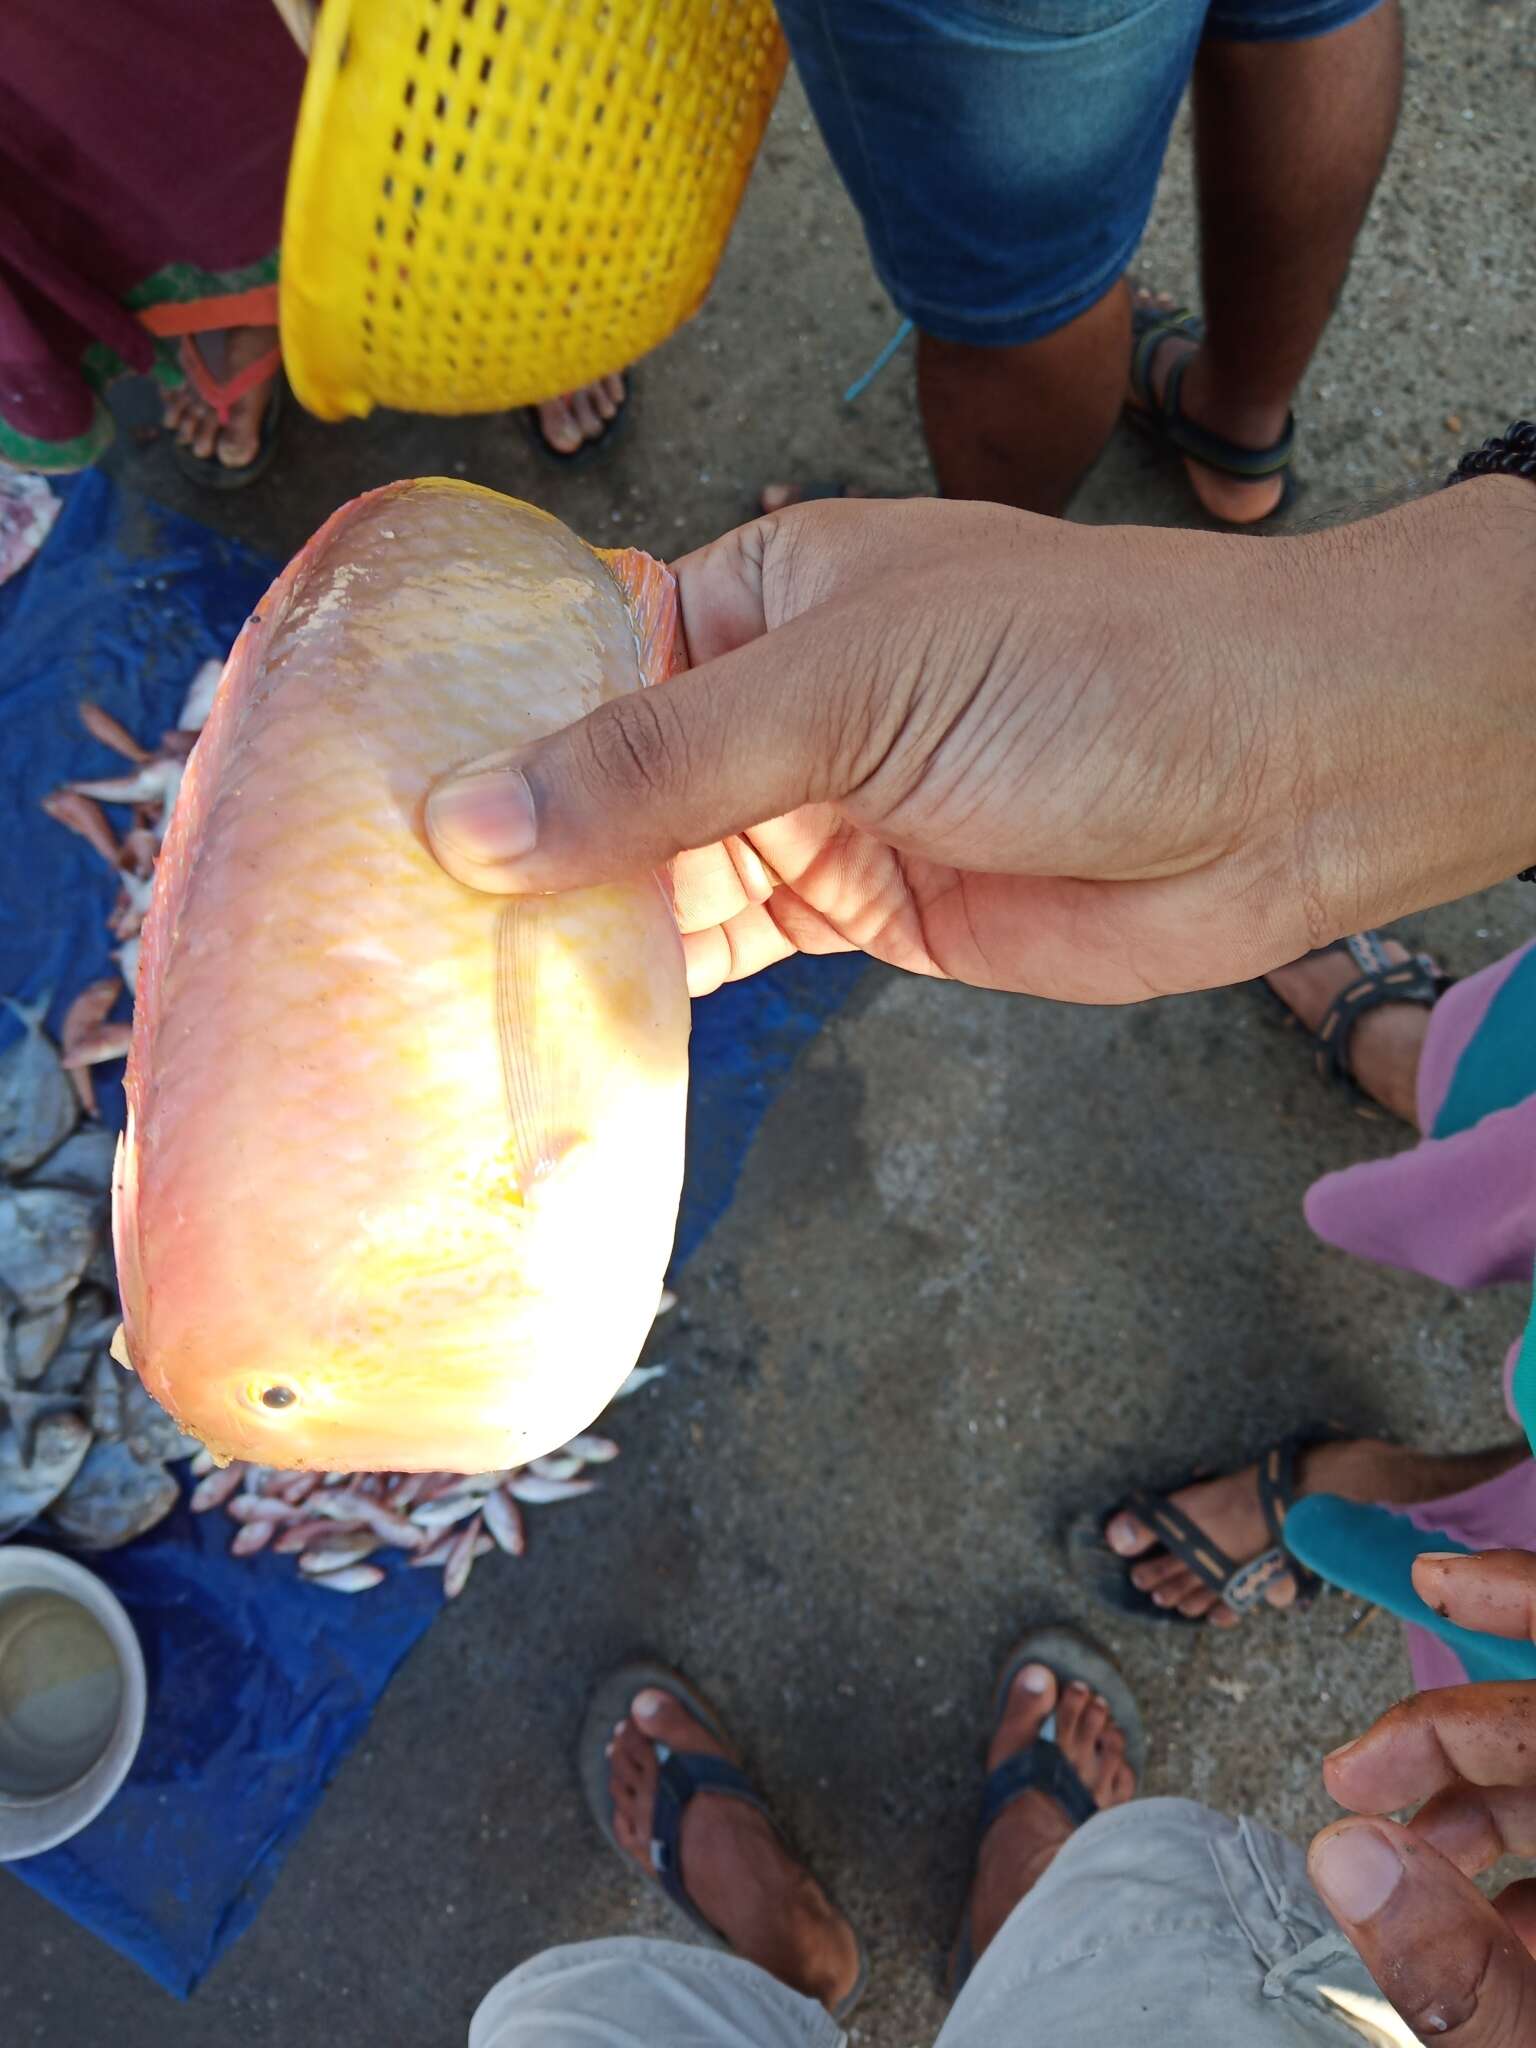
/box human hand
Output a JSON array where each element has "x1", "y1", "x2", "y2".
[
  {"x1": 426, "y1": 484, "x2": 1536, "y2": 1002},
  {"x1": 1309, "y1": 1548, "x2": 1536, "y2": 2043}
]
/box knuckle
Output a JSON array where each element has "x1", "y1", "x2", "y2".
[{"x1": 581, "y1": 692, "x2": 683, "y2": 804}]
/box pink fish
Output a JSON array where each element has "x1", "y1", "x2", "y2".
[{"x1": 112, "y1": 482, "x2": 689, "y2": 1473}]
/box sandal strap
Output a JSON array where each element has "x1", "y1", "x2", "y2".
[
  {"x1": 178, "y1": 335, "x2": 284, "y2": 426},
  {"x1": 1160, "y1": 355, "x2": 1295, "y2": 479},
  {"x1": 1312, "y1": 936, "x2": 1444, "y2": 1093},
  {"x1": 1128, "y1": 304, "x2": 1201, "y2": 412},
  {"x1": 649, "y1": 1747, "x2": 774, "y2": 1928},
  {"x1": 1119, "y1": 1485, "x2": 1243, "y2": 1597},
  {"x1": 977, "y1": 1730, "x2": 1097, "y2": 1840}
]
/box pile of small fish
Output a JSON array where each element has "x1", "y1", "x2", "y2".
[
  {"x1": 0, "y1": 998, "x2": 199, "y2": 1551},
  {"x1": 0, "y1": 473, "x2": 61, "y2": 589},
  {"x1": 186, "y1": 1404, "x2": 662, "y2": 1598}
]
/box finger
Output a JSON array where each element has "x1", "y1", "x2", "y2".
[
  {"x1": 1325, "y1": 1683, "x2": 1536, "y2": 1813},
  {"x1": 1310, "y1": 1819, "x2": 1536, "y2": 2042},
  {"x1": 1412, "y1": 1784, "x2": 1536, "y2": 1872},
  {"x1": 423, "y1": 602, "x2": 856, "y2": 894},
  {"x1": 1413, "y1": 1551, "x2": 1536, "y2": 1641},
  {"x1": 1495, "y1": 1879, "x2": 1536, "y2": 1960}
]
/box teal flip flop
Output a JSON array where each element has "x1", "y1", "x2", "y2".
[
  {"x1": 949, "y1": 1627, "x2": 1145, "y2": 1995},
  {"x1": 579, "y1": 1660, "x2": 870, "y2": 2023}
]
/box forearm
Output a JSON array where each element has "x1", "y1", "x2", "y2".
[{"x1": 1251, "y1": 475, "x2": 1536, "y2": 949}]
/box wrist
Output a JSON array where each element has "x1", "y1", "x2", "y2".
[{"x1": 1275, "y1": 474, "x2": 1536, "y2": 942}]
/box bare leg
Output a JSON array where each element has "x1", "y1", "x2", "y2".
[
  {"x1": 916, "y1": 282, "x2": 1131, "y2": 514},
  {"x1": 1141, "y1": 0, "x2": 1404, "y2": 523}
]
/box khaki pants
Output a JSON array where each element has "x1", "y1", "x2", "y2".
[{"x1": 470, "y1": 1798, "x2": 1414, "y2": 2048}]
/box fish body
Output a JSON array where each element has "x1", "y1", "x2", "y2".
[
  {"x1": 114, "y1": 482, "x2": 689, "y2": 1473},
  {"x1": 0, "y1": 996, "x2": 77, "y2": 1174},
  {"x1": 0, "y1": 1185, "x2": 99, "y2": 1311},
  {"x1": 0, "y1": 1411, "x2": 92, "y2": 1539}
]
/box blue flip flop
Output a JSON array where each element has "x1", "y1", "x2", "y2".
[
  {"x1": 579, "y1": 1660, "x2": 870, "y2": 2023},
  {"x1": 949, "y1": 1627, "x2": 1145, "y2": 1996}
]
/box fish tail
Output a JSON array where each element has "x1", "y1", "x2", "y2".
[
  {"x1": 2, "y1": 991, "x2": 50, "y2": 1031},
  {"x1": 596, "y1": 548, "x2": 683, "y2": 686}
]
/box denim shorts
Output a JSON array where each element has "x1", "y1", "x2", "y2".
[{"x1": 778, "y1": 0, "x2": 1390, "y2": 345}]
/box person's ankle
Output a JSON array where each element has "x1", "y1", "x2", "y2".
[{"x1": 1177, "y1": 352, "x2": 1291, "y2": 451}]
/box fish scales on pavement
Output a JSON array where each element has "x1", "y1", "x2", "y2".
[{"x1": 114, "y1": 480, "x2": 690, "y2": 1474}]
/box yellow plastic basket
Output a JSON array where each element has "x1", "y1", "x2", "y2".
[{"x1": 279, "y1": 0, "x2": 786, "y2": 421}]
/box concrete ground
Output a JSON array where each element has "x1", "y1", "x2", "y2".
[{"x1": 8, "y1": 4, "x2": 1536, "y2": 2039}]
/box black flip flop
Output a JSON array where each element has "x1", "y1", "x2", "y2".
[
  {"x1": 950, "y1": 1627, "x2": 1144, "y2": 1995},
  {"x1": 1261, "y1": 930, "x2": 1452, "y2": 1107},
  {"x1": 578, "y1": 1660, "x2": 869, "y2": 2023},
  {"x1": 171, "y1": 372, "x2": 286, "y2": 493},
  {"x1": 522, "y1": 371, "x2": 633, "y2": 467},
  {"x1": 1125, "y1": 303, "x2": 1297, "y2": 529},
  {"x1": 1066, "y1": 1427, "x2": 1350, "y2": 1626}
]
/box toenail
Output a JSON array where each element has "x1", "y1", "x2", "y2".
[
  {"x1": 612, "y1": 1719, "x2": 627, "y2": 1738},
  {"x1": 1019, "y1": 1664, "x2": 1053, "y2": 1694},
  {"x1": 632, "y1": 1689, "x2": 667, "y2": 1720},
  {"x1": 604, "y1": 1742, "x2": 614, "y2": 1759},
  {"x1": 1106, "y1": 1518, "x2": 1136, "y2": 1554},
  {"x1": 1066, "y1": 1680, "x2": 1089, "y2": 1696}
]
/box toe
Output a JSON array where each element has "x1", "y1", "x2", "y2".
[
  {"x1": 986, "y1": 1662, "x2": 1058, "y2": 1770},
  {"x1": 1105, "y1": 1510, "x2": 1156, "y2": 1558},
  {"x1": 759, "y1": 483, "x2": 802, "y2": 514},
  {"x1": 191, "y1": 410, "x2": 219, "y2": 460},
  {"x1": 1207, "y1": 1602, "x2": 1242, "y2": 1630},
  {"x1": 216, "y1": 407, "x2": 261, "y2": 471},
  {"x1": 1130, "y1": 1553, "x2": 1188, "y2": 1596},
  {"x1": 1053, "y1": 1680, "x2": 1093, "y2": 1745},
  {"x1": 603, "y1": 372, "x2": 626, "y2": 407},
  {"x1": 538, "y1": 398, "x2": 583, "y2": 455},
  {"x1": 1265, "y1": 1573, "x2": 1299, "y2": 1612},
  {"x1": 1174, "y1": 1585, "x2": 1223, "y2": 1620},
  {"x1": 570, "y1": 386, "x2": 603, "y2": 439},
  {"x1": 592, "y1": 379, "x2": 618, "y2": 422},
  {"x1": 631, "y1": 1687, "x2": 731, "y2": 1763}
]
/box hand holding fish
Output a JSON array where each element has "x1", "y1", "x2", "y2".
[{"x1": 426, "y1": 484, "x2": 1536, "y2": 1006}]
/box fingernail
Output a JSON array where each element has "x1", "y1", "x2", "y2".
[
  {"x1": 1019, "y1": 1663, "x2": 1052, "y2": 1694},
  {"x1": 632, "y1": 1689, "x2": 667, "y2": 1720},
  {"x1": 425, "y1": 761, "x2": 537, "y2": 863},
  {"x1": 1312, "y1": 1827, "x2": 1405, "y2": 1922},
  {"x1": 1415, "y1": 1552, "x2": 1464, "y2": 1566},
  {"x1": 1324, "y1": 1735, "x2": 1360, "y2": 1765}
]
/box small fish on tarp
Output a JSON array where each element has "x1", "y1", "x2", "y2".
[
  {"x1": 0, "y1": 472, "x2": 60, "y2": 587},
  {"x1": 85, "y1": 1353, "x2": 124, "y2": 1438},
  {"x1": 36, "y1": 1291, "x2": 120, "y2": 1398},
  {"x1": 119, "y1": 1377, "x2": 201, "y2": 1464},
  {"x1": 5, "y1": 1300, "x2": 70, "y2": 1383},
  {"x1": 46, "y1": 1436, "x2": 178, "y2": 1550},
  {"x1": 0, "y1": 996, "x2": 77, "y2": 1175},
  {"x1": 0, "y1": 1387, "x2": 83, "y2": 1467},
  {"x1": 0, "y1": 1184, "x2": 99, "y2": 1311},
  {"x1": 0, "y1": 1410, "x2": 92, "y2": 1540},
  {"x1": 24, "y1": 1124, "x2": 119, "y2": 1199}
]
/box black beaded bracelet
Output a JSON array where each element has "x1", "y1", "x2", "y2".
[
  {"x1": 1443, "y1": 421, "x2": 1536, "y2": 880},
  {"x1": 1445, "y1": 418, "x2": 1536, "y2": 491}
]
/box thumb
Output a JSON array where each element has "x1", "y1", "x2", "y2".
[
  {"x1": 1310, "y1": 1818, "x2": 1536, "y2": 2043},
  {"x1": 424, "y1": 615, "x2": 846, "y2": 894}
]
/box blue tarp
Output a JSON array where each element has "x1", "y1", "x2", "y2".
[{"x1": 1, "y1": 470, "x2": 865, "y2": 1993}]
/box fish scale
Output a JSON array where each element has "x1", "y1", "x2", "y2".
[{"x1": 116, "y1": 481, "x2": 689, "y2": 1474}]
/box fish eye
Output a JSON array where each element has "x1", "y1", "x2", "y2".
[{"x1": 262, "y1": 1384, "x2": 297, "y2": 1410}]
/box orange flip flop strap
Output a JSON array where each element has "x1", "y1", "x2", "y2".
[{"x1": 176, "y1": 335, "x2": 283, "y2": 425}]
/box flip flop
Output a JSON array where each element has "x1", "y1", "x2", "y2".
[
  {"x1": 1066, "y1": 1426, "x2": 1352, "y2": 1626},
  {"x1": 949, "y1": 1627, "x2": 1144, "y2": 1995},
  {"x1": 170, "y1": 336, "x2": 286, "y2": 492},
  {"x1": 522, "y1": 372, "x2": 633, "y2": 466},
  {"x1": 578, "y1": 1660, "x2": 870, "y2": 2023},
  {"x1": 1125, "y1": 301, "x2": 1297, "y2": 529}
]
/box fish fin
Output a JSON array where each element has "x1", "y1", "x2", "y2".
[
  {"x1": 2, "y1": 992, "x2": 50, "y2": 1034},
  {"x1": 110, "y1": 1323, "x2": 131, "y2": 1368},
  {"x1": 596, "y1": 548, "x2": 684, "y2": 686},
  {"x1": 494, "y1": 901, "x2": 587, "y2": 1197}
]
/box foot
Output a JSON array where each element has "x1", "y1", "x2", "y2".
[
  {"x1": 1128, "y1": 289, "x2": 1289, "y2": 526},
  {"x1": 607, "y1": 1688, "x2": 861, "y2": 2014},
  {"x1": 536, "y1": 375, "x2": 626, "y2": 455},
  {"x1": 1105, "y1": 1438, "x2": 1528, "y2": 1628},
  {"x1": 954, "y1": 1665, "x2": 1135, "y2": 1980},
  {"x1": 1264, "y1": 937, "x2": 1431, "y2": 1125},
  {"x1": 162, "y1": 325, "x2": 280, "y2": 471}
]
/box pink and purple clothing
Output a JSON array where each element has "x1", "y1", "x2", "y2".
[{"x1": 1285, "y1": 939, "x2": 1536, "y2": 1686}]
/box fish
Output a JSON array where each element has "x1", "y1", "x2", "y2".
[
  {"x1": 408, "y1": 1491, "x2": 485, "y2": 1533},
  {"x1": 558, "y1": 1432, "x2": 620, "y2": 1464},
  {"x1": 0, "y1": 1185, "x2": 99, "y2": 1311},
  {"x1": 299, "y1": 1532, "x2": 381, "y2": 1573},
  {"x1": 527, "y1": 1453, "x2": 586, "y2": 1482},
  {"x1": 189, "y1": 1463, "x2": 245, "y2": 1512},
  {"x1": 25, "y1": 1124, "x2": 120, "y2": 1198},
  {"x1": 120, "y1": 1378, "x2": 202, "y2": 1464},
  {"x1": 85, "y1": 1352, "x2": 123, "y2": 1438},
  {"x1": 6, "y1": 1301, "x2": 70, "y2": 1384},
  {"x1": 0, "y1": 996, "x2": 78, "y2": 1174},
  {"x1": 614, "y1": 1364, "x2": 668, "y2": 1399},
  {"x1": 79, "y1": 701, "x2": 152, "y2": 764},
  {"x1": 308, "y1": 1563, "x2": 387, "y2": 1592},
  {"x1": 114, "y1": 481, "x2": 690, "y2": 1473},
  {"x1": 44, "y1": 1435, "x2": 177, "y2": 1550},
  {"x1": 481, "y1": 1486, "x2": 526, "y2": 1556},
  {"x1": 40, "y1": 789, "x2": 122, "y2": 872},
  {"x1": 0, "y1": 1411, "x2": 92, "y2": 1539},
  {"x1": 505, "y1": 1472, "x2": 597, "y2": 1505},
  {"x1": 230, "y1": 1518, "x2": 275, "y2": 1556},
  {"x1": 178, "y1": 658, "x2": 223, "y2": 733},
  {"x1": 67, "y1": 758, "x2": 184, "y2": 814},
  {"x1": 442, "y1": 1513, "x2": 484, "y2": 1599}
]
